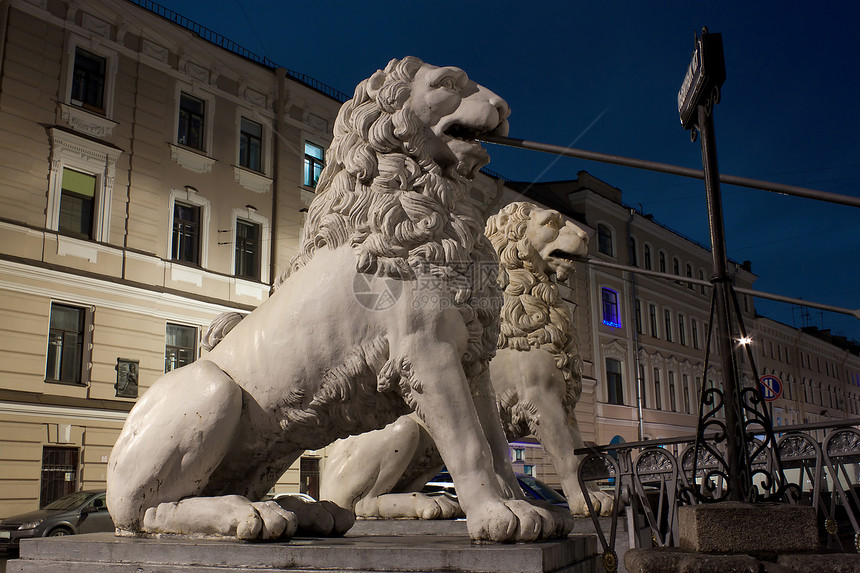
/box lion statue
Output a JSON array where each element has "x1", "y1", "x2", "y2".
[
  {"x1": 321, "y1": 201, "x2": 614, "y2": 518},
  {"x1": 107, "y1": 57, "x2": 573, "y2": 544}
]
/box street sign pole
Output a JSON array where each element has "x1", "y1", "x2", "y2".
[
  {"x1": 696, "y1": 98, "x2": 751, "y2": 501},
  {"x1": 679, "y1": 29, "x2": 796, "y2": 504}
]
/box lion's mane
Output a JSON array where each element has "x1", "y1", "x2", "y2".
[
  {"x1": 485, "y1": 202, "x2": 583, "y2": 425},
  {"x1": 280, "y1": 57, "x2": 500, "y2": 378}
]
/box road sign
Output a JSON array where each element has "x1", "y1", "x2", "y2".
[
  {"x1": 677, "y1": 28, "x2": 726, "y2": 129},
  {"x1": 758, "y1": 375, "x2": 783, "y2": 402}
]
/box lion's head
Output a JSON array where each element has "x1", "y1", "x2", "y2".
[
  {"x1": 485, "y1": 202, "x2": 589, "y2": 399},
  {"x1": 285, "y1": 57, "x2": 509, "y2": 281},
  {"x1": 282, "y1": 57, "x2": 509, "y2": 376}
]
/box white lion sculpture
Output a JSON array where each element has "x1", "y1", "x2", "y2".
[
  {"x1": 321, "y1": 201, "x2": 614, "y2": 518},
  {"x1": 107, "y1": 57, "x2": 573, "y2": 543}
]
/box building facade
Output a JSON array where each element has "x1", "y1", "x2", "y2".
[
  {"x1": 0, "y1": 0, "x2": 856, "y2": 516},
  {"x1": 0, "y1": 0, "x2": 346, "y2": 515}
]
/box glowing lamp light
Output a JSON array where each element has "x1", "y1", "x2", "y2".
[{"x1": 738, "y1": 336, "x2": 752, "y2": 346}]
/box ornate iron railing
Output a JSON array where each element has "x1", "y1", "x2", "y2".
[{"x1": 577, "y1": 419, "x2": 860, "y2": 572}]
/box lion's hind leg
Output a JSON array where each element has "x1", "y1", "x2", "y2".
[{"x1": 108, "y1": 360, "x2": 297, "y2": 540}]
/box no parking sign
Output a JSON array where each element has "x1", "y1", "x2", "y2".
[{"x1": 758, "y1": 375, "x2": 783, "y2": 401}]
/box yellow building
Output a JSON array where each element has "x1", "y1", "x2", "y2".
[{"x1": 0, "y1": 0, "x2": 345, "y2": 515}]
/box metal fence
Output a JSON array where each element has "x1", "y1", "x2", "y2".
[{"x1": 576, "y1": 419, "x2": 860, "y2": 571}]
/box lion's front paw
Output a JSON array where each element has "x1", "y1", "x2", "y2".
[
  {"x1": 467, "y1": 499, "x2": 573, "y2": 543},
  {"x1": 568, "y1": 489, "x2": 616, "y2": 517},
  {"x1": 274, "y1": 496, "x2": 355, "y2": 536},
  {"x1": 142, "y1": 496, "x2": 297, "y2": 541}
]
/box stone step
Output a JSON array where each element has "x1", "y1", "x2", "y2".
[{"x1": 7, "y1": 531, "x2": 600, "y2": 573}]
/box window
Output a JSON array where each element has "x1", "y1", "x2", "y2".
[
  {"x1": 638, "y1": 364, "x2": 646, "y2": 406},
  {"x1": 629, "y1": 236, "x2": 638, "y2": 267},
  {"x1": 300, "y1": 457, "x2": 321, "y2": 500},
  {"x1": 523, "y1": 465, "x2": 534, "y2": 476},
  {"x1": 601, "y1": 288, "x2": 621, "y2": 328},
  {"x1": 699, "y1": 270, "x2": 706, "y2": 294},
  {"x1": 634, "y1": 300, "x2": 643, "y2": 335},
  {"x1": 673, "y1": 257, "x2": 680, "y2": 276},
  {"x1": 597, "y1": 224, "x2": 614, "y2": 256},
  {"x1": 644, "y1": 244, "x2": 652, "y2": 270},
  {"x1": 239, "y1": 117, "x2": 263, "y2": 172},
  {"x1": 654, "y1": 368, "x2": 662, "y2": 410},
  {"x1": 46, "y1": 303, "x2": 87, "y2": 384},
  {"x1": 664, "y1": 309, "x2": 673, "y2": 342},
  {"x1": 513, "y1": 448, "x2": 525, "y2": 462},
  {"x1": 46, "y1": 129, "x2": 120, "y2": 243},
  {"x1": 71, "y1": 48, "x2": 106, "y2": 113},
  {"x1": 691, "y1": 318, "x2": 700, "y2": 349},
  {"x1": 668, "y1": 372, "x2": 677, "y2": 412},
  {"x1": 304, "y1": 142, "x2": 325, "y2": 188},
  {"x1": 649, "y1": 304, "x2": 659, "y2": 338},
  {"x1": 683, "y1": 374, "x2": 691, "y2": 413},
  {"x1": 659, "y1": 251, "x2": 667, "y2": 273},
  {"x1": 58, "y1": 168, "x2": 96, "y2": 239},
  {"x1": 165, "y1": 323, "x2": 197, "y2": 373},
  {"x1": 40, "y1": 447, "x2": 78, "y2": 508},
  {"x1": 235, "y1": 220, "x2": 261, "y2": 280},
  {"x1": 606, "y1": 358, "x2": 623, "y2": 405},
  {"x1": 172, "y1": 202, "x2": 200, "y2": 264},
  {"x1": 178, "y1": 92, "x2": 206, "y2": 150},
  {"x1": 686, "y1": 263, "x2": 694, "y2": 289},
  {"x1": 678, "y1": 314, "x2": 687, "y2": 346}
]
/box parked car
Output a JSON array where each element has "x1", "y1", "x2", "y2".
[
  {"x1": 422, "y1": 472, "x2": 569, "y2": 509},
  {"x1": 0, "y1": 490, "x2": 113, "y2": 553}
]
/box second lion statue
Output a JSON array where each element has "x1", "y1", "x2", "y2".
[
  {"x1": 106, "y1": 57, "x2": 573, "y2": 543},
  {"x1": 321, "y1": 202, "x2": 614, "y2": 518}
]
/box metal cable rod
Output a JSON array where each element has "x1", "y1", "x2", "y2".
[
  {"x1": 480, "y1": 134, "x2": 860, "y2": 208},
  {"x1": 577, "y1": 256, "x2": 860, "y2": 320}
]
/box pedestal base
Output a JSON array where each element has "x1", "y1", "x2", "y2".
[{"x1": 7, "y1": 531, "x2": 599, "y2": 573}]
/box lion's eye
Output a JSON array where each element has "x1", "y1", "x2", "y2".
[
  {"x1": 544, "y1": 218, "x2": 559, "y2": 229},
  {"x1": 438, "y1": 77, "x2": 456, "y2": 90}
]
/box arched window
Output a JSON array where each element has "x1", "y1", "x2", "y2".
[
  {"x1": 659, "y1": 251, "x2": 667, "y2": 273},
  {"x1": 686, "y1": 263, "x2": 693, "y2": 289},
  {"x1": 597, "y1": 224, "x2": 614, "y2": 256},
  {"x1": 606, "y1": 358, "x2": 624, "y2": 405},
  {"x1": 644, "y1": 244, "x2": 652, "y2": 270},
  {"x1": 698, "y1": 269, "x2": 706, "y2": 294}
]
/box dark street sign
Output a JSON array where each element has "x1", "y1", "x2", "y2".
[{"x1": 678, "y1": 29, "x2": 726, "y2": 129}]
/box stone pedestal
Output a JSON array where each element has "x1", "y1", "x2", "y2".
[
  {"x1": 624, "y1": 503, "x2": 860, "y2": 573},
  {"x1": 678, "y1": 502, "x2": 818, "y2": 555},
  {"x1": 7, "y1": 531, "x2": 599, "y2": 573}
]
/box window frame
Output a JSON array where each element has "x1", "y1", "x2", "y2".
[
  {"x1": 649, "y1": 303, "x2": 659, "y2": 338},
  {"x1": 678, "y1": 313, "x2": 687, "y2": 346},
  {"x1": 653, "y1": 368, "x2": 662, "y2": 410},
  {"x1": 664, "y1": 308, "x2": 674, "y2": 342},
  {"x1": 167, "y1": 188, "x2": 211, "y2": 268},
  {"x1": 61, "y1": 36, "x2": 118, "y2": 119},
  {"x1": 231, "y1": 207, "x2": 271, "y2": 283},
  {"x1": 601, "y1": 287, "x2": 622, "y2": 329},
  {"x1": 164, "y1": 322, "x2": 198, "y2": 373},
  {"x1": 597, "y1": 223, "x2": 615, "y2": 257},
  {"x1": 606, "y1": 357, "x2": 624, "y2": 405},
  {"x1": 238, "y1": 115, "x2": 265, "y2": 173},
  {"x1": 628, "y1": 235, "x2": 638, "y2": 267},
  {"x1": 643, "y1": 243, "x2": 653, "y2": 270},
  {"x1": 45, "y1": 302, "x2": 92, "y2": 386},
  {"x1": 303, "y1": 140, "x2": 326, "y2": 189},
  {"x1": 46, "y1": 128, "x2": 120, "y2": 243},
  {"x1": 174, "y1": 86, "x2": 215, "y2": 154}
]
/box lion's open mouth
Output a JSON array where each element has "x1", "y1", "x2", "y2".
[
  {"x1": 444, "y1": 123, "x2": 482, "y2": 142},
  {"x1": 549, "y1": 249, "x2": 579, "y2": 262}
]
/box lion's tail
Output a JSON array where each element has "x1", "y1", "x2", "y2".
[{"x1": 201, "y1": 312, "x2": 246, "y2": 351}]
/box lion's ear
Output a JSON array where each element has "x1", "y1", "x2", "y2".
[{"x1": 366, "y1": 70, "x2": 386, "y2": 99}]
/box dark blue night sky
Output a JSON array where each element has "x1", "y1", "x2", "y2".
[{"x1": 159, "y1": 0, "x2": 860, "y2": 341}]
